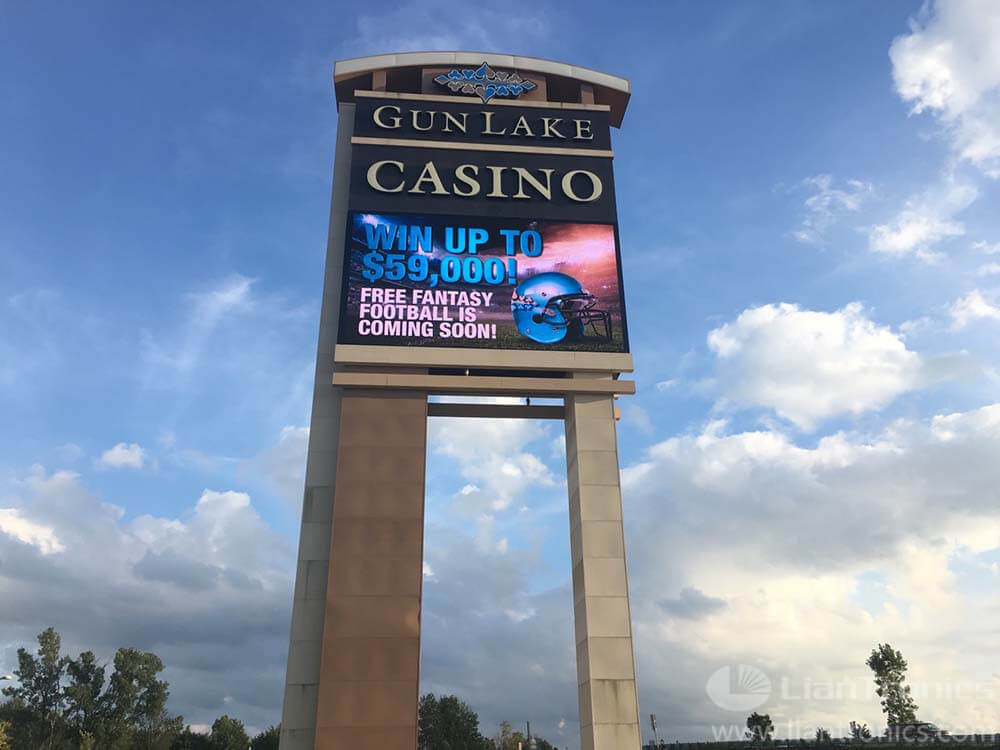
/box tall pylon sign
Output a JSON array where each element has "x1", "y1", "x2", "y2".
[{"x1": 279, "y1": 52, "x2": 638, "y2": 750}]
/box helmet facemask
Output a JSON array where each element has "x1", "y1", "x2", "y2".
[{"x1": 537, "y1": 291, "x2": 612, "y2": 340}]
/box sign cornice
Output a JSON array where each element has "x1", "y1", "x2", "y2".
[{"x1": 350, "y1": 135, "x2": 614, "y2": 159}]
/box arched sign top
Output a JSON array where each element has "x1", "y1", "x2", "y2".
[{"x1": 333, "y1": 50, "x2": 632, "y2": 127}]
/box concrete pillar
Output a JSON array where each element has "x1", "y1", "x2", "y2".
[
  {"x1": 565, "y1": 384, "x2": 640, "y2": 750},
  {"x1": 313, "y1": 390, "x2": 427, "y2": 750},
  {"x1": 279, "y1": 103, "x2": 355, "y2": 750}
]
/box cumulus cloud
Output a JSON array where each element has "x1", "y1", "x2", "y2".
[
  {"x1": 949, "y1": 289, "x2": 1000, "y2": 329},
  {"x1": 97, "y1": 442, "x2": 146, "y2": 470},
  {"x1": 428, "y1": 408, "x2": 559, "y2": 513},
  {"x1": 622, "y1": 404, "x2": 1000, "y2": 738},
  {"x1": 890, "y1": 0, "x2": 1000, "y2": 177},
  {"x1": 976, "y1": 262, "x2": 1000, "y2": 277},
  {"x1": 621, "y1": 403, "x2": 655, "y2": 434},
  {"x1": 705, "y1": 302, "x2": 924, "y2": 430},
  {"x1": 240, "y1": 425, "x2": 309, "y2": 506},
  {"x1": 792, "y1": 175, "x2": 872, "y2": 245},
  {"x1": 658, "y1": 587, "x2": 727, "y2": 620},
  {"x1": 0, "y1": 468, "x2": 292, "y2": 730},
  {"x1": 973, "y1": 240, "x2": 1000, "y2": 255},
  {"x1": 867, "y1": 176, "x2": 978, "y2": 261},
  {"x1": 416, "y1": 402, "x2": 1000, "y2": 742},
  {"x1": 0, "y1": 507, "x2": 65, "y2": 555}
]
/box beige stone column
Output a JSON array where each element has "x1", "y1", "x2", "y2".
[
  {"x1": 565, "y1": 384, "x2": 641, "y2": 750},
  {"x1": 313, "y1": 390, "x2": 427, "y2": 750}
]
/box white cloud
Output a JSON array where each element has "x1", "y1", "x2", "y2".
[
  {"x1": 429, "y1": 414, "x2": 558, "y2": 513},
  {"x1": 621, "y1": 403, "x2": 655, "y2": 434},
  {"x1": 57, "y1": 443, "x2": 83, "y2": 462},
  {"x1": 0, "y1": 468, "x2": 292, "y2": 730},
  {"x1": 97, "y1": 442, "x2": 146, "y2": 470},
  {"x1": 0, "y1": 507, "x2": 65, "y2": 554},
  {"x1": 976, "y1": 262, "x2": 1000, "y2": 277},
  {"x1": 973, "y1": 240, "x2": 1000, "y2": 255},
  {"x1": 867, "y1": 176, "x2": 978, "y2": 260},
  {"x1": 621, "y1": 404, "x2": 1000, "y2": 737},
  {"x1": 949, "y1": 289, "x2": 1000, "y2": 329},
  {"x1": 792, "y1": 174, "x2": 872, "y2": 245},
  {"x1": 655, "y1": 379, "x2": 679, "y2": 392},
  {"x1": 504, "y1": 607, "x2": 536, "y2": 623},
  {"x1": 890, "y1": 0, "x2": 1000, "y2": 177},
  {"x1": 141, "y1": 275, "x2": 255, "y2": 374},
  {"x1": 240, "y1": 425, "x2": 309, "y2": 506},
  {"x1": 706, "y1": 302, "x2": 923, "y2": 430},
  {"x1": 411, "y1": 401, "x2": 1000, "y2": 741}
]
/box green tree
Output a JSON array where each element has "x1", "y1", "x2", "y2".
[
  {"x1": 865, "y1": 643, "x2": 918, "y2": 725},
  {"x1": 745, "y1": 712, "x2": 773, "y2": 743},
  {"x1": 1, "y1": 628, "x2": 184, "y2": 750},
  {"x1": 250, "y1": 724, "x2": 280, "y2": 750},
  {"x1": 1, "y1": 627, "x2": 70, "y2": 749},
  {"x1": 172, "y1": 727, "x2": 213, "y2": 750},
  {"x1": 815, "y1": 728, "x2": 831, "y2": 742},
  {"x1": 849, "y1": 721, "x2": 872, "y2": 741},
  {"x1": 0, "y1": 720, "x2": 11, "y2": 750},
  {"x1": 210, "y1": 715, "x2": 249, "y2": 750},
  {"x1": 0, "y1": 696, "x2": 36, "y2": 749},
  {"x1": 99, "y1": 647, "x2": 181, "y2": 749},
  {"x1": 64, "y1": 650, "x2": 106, "y2": 743},
  {"x1": 419, "y1": 693, "x2": 490, "y2": 749}
]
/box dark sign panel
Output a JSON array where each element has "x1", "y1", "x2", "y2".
[
  {"x1": 339, "y1": 94, "x2": 627, "y2": 353},
  {"x1": 338, "y1": 211, "x2": 628, "y2": 352},
  {"x1": 349, "y1": 145, "x2": 617, "y2": 223},
  {"x1": 354, "y1": 97, "x2": 612, "y2": 151}
]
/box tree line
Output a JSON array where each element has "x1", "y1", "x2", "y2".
[
  {"x1": 0, "y1": 628, "x2": 278, "y2": 750},
  {"x1": 1, "y1": 628, "x2": 558, "y2": 750},
  {"x1": 2, "y1": 629, "x2": 931, "y2": 750}
]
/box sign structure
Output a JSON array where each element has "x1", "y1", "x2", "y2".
[{"x1": 280, "y1": 52, "x2": 639, "y2": 750}]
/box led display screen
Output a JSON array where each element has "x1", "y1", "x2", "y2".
[{"x1": 337, "y1": 210, "x2": 628, "y2": 353}]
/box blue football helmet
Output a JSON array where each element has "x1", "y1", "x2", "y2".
[{"x1": 510, "y1": 272, "x2": 612, "y2": 344}]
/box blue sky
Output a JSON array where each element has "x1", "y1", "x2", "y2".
[{"x1": 3, "y1": 0, "x2": 1000, "y2": 745}]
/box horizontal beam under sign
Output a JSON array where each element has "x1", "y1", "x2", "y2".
[
  {"x1": 427, "y1": 403, "x2": 565, "y2": 420},
  {"x1": 332, "y1": 372, "x2": 635, "y2": 396},
  {"x1": 334, "y1": 344, "x2": 634, "y2": 373}
]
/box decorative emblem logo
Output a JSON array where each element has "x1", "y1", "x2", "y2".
[
  {"x1": 434, "y1": 62, "x2": 537, "y2": 103},
  {"x1": 705, "y1": 664, "x2": 772, "y2": 712}
]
